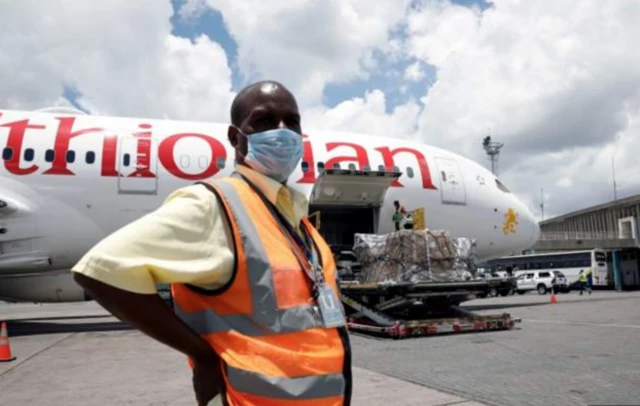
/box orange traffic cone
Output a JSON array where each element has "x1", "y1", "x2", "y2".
[
  {"x1": 550, "y1": 292, "x2": 557, "y2": 304},
  {"x1": 0, "y1": 322, "x2": 16, "y2": 362}
]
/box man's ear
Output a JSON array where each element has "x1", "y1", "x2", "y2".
[{"x1": 228, "y1": 125, "x2": 239, "y2": 147}]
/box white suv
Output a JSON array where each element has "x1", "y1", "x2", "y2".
[{"x1": 515, "y1": 270, "x2": 569, "y2": 295}]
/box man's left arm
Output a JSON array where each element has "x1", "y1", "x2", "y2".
[{"x1": 72, "y1": 185, "x2": 234, "y2": 405}]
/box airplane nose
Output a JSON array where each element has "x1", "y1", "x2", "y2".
[
  {"x1": 531, "y1": 216, "x2": 541, "y2": 246},
  {"x1": 517, "y1": 200, "x2": 540, "y2": 250}
]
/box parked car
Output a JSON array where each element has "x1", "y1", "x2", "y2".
[
  {"x1": 516, "y1": 270, "x2": 569, "y2": 295},
  {"x1": 551, "y1": 270, "x2": 570, "y2": 293}
]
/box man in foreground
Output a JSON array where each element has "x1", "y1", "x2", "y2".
[{"x1": 72, "y1": 80, "x2": 352, "y2": 405}]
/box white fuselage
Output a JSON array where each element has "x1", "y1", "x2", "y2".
[{"x1": 0, "y1": 109, "x2": 540, "y2": 302}]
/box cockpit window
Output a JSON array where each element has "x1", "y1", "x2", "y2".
[{"x1": 495, "y1": 179, "x2": 511, "y2": 193}]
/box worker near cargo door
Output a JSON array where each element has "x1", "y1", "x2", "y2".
[
  {"x1": 71, "y1": 80, "x2": 352, "y2": 406},
  {"x1": 393, "y1": 200, "x2": 407, "y2": 231}
]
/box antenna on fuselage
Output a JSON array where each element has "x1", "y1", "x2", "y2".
[{"x1": 482, "y1": 132, "x2": 504, "y2": 176}]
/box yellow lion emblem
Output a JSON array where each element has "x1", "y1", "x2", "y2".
[{"x1": 502, "y1": 208, "x2": 519, "y2": 235}]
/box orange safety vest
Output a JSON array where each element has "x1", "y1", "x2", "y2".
[{"x1": 171, "y1": 174, "x2": 352, "y2": 406}]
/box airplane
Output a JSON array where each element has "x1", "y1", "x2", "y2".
[{"x1": 0, "y1": 106, "x2": 540, "y2": 303}]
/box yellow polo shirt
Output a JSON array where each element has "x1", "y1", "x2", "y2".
[{"x1": 70, "y1": 165, "x2": 309, "y2": 294}]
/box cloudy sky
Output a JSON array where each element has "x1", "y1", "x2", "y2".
[{"x1": 1, "y1": 0, "x2": 639, "y2": 220}]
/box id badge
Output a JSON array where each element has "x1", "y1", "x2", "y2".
[{"x1": 317, "y1": 284, "x2": 346, "y2": 328}]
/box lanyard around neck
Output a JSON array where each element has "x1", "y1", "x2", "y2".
[{"x1": 233, "y1": 172, "x2": 325, "y2": 290}]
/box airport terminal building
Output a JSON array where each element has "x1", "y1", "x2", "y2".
[{"x1": 526, "y1": 194, "x2": 640, "y2": 289}]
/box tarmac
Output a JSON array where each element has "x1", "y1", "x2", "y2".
[
  {"x1": 1, "y1": 290, "x2": 639, "y2": 406},
  {"x1": 1, "y1": 301, "x2": 485, "y2": 406}
]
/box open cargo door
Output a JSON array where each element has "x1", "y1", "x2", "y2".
[
  {"x1": 308, "y1": 169, "x2": 402, "y2": 253},
  {"x1": 309, "y1": 168, "x2": 402, "y2": 207}
]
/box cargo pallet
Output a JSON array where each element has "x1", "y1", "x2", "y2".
[{"x1": 339, "y1": 280, "x2": 521, "y2": 339}]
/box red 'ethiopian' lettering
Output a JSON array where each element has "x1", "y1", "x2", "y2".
[
  {"x1": 0, "y1": 119, "x2": 44, "y2": 175},
  {"x1": 101, "y1": 135, "x2": 120, "y2": 177},
  {"x1": 375, "y1": 146, "x2": 437, "y2": 189},
  {"x1": 295, "y1": 136, "x2": 436, "y2": 190},
  {"x1": 0, "y1": 113, "x2": 438, "y2": 192},
  {"x1": 129, "y1": 124, "x2": 155, "y2": 178},
  {"x1": 296, "y1": 134, "x2": 316, "y2": 184},
  {"x1": 158, "y1": 133, "x2": 226, "y2": 180},
  {"x1": 325, "y1": 142, "x2": 369, "y2": 170},
  {"x1": 43, "y1": 117, "x2": 103, "y2": 175}
]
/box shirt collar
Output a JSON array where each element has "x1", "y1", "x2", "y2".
[{"x1": 234, "y1": 164, "x2": 309, "y2": 212}]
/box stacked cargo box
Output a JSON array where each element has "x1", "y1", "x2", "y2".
[{"x1": 353, "y1": 229, "x2": 477, "y2": 284}]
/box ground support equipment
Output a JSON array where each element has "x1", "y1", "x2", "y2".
[{"x1": 340, "y1": 280, "x2": 521, "y2": 339}]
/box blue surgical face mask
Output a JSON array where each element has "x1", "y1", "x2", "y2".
[{"x1": 235, "y1": 127, "x2": 303, "y2": 183}]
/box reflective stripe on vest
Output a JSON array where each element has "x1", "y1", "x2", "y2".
[
  {"x1": 174, "y1": 304, "x2": 318, "y2": 336},
  {"x1": 171, "y1": 176, "x2": 348, "y2": 405},
  {"x1": 227, "y1": 366, "x2": 345, "y2": 400},
  {"x1": 174, "y1": 177, "x2": 321, "y2": 336}
]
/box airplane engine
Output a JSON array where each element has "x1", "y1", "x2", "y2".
[
  {"x1": 0, "y1": 176, "x2": 105, "y2": 303},
  {"x1": 0, "y1": 271, "x2": 91, "y2": 303}
]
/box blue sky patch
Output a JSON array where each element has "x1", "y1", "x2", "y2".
[
  {"x1": 170, "y1": 0, "x2": 243, "y2": 90},
  {"x1": 449, "y1": 0, "x2": 492, "y2": 10},
  {"x1": 165, "y1": 0, "x2": 480, "y2": 109},
  {"x1": 62, "y1": 85, "x2": 89, "y2": 114}
]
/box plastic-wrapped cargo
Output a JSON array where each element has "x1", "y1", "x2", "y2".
[
  {"x1": 353, "y1": 230, "x2": 428, "y2": 283},
  {"x1": 430, "y1": 237, "x2": 477, "y2": 282},
  {"x1": 453, "y1": 237, "x2": 477, "y2": 274},
  {"x1": 353, "y1": 229, "x2": 477, "y2": 284},
  {"x1": 426, "y1": 230, "x2": 455, "y2": 260}
]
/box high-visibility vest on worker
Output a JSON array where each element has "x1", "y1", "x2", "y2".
[{"x1": 171, "y1": 174, "x2": 352, "y2": 406}]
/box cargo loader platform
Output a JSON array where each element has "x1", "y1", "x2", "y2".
[{"x1": 339, "y1": 280, "x2": 521, "y2": 339}]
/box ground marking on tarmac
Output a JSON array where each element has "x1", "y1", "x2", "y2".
[
  {"x1": 525, "y1": 319, "x2": 640, "y2": 329},
  {"x1": 0, "y1": 333, "x2": 72, "y2": 377}
]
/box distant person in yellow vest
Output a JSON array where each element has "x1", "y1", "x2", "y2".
[
  {"x1": 71, "y1": 80, "x2": 352, "y2": 406},
  {"x1": 393, "y1": 200, "x2": 407, "y2": 231},
  {"x1": 578, "y1": 269, "x2": 592, "y2": 295}
]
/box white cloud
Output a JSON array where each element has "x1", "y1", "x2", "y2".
[
  {"x1": 556, "y1": 177, "x2": 573, "y2": 188},
  {"x1": 406, "y1": 0, "x2": 481, "y2": 66},
  {"x1": 177, "y1": 0, "x2": 209, "y2": 21},
  {"x1": 404, "y1": 62, "x2": 426, "y2": 82},
  {"x1": 303, "y1": 89, "x2": 421, "y2": 140},
  {"x1": 0, "y1": 0, "x2": 234, "y2": 122},
  {"x1": 202, "y1": 0, "x2": 412, "y2": 106},
  {"x1": 409, "y1": 0, "x2": 640, "y2": 217}
]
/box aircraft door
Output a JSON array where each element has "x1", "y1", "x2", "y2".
[
  {"x1": 117, "y1": 136, "x2": 159, "y2": 195},
  {"x1": 434, "y1": 157, "x2": 466, "y2": 205},
  {"x1": 309, "y1": 169, "x2": 401, "y2": 208},
  {"x1": 308, "y1": 169, "x2": 401, "y2": 251}
]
